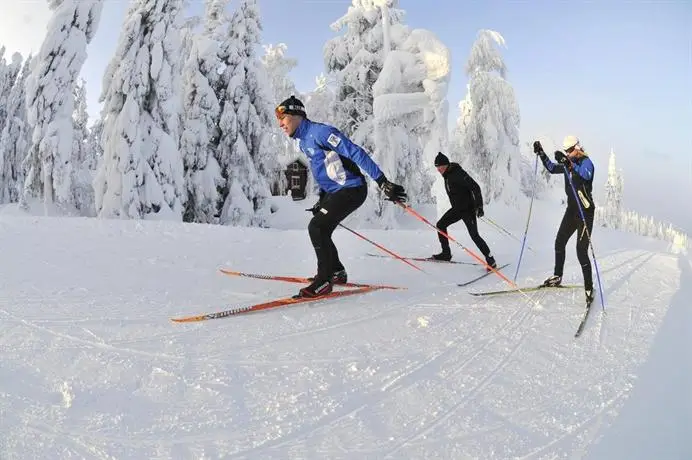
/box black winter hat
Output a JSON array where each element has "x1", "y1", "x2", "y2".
[
  {"x1": 434, "y1": 152, "x2": 450, "y2": 166},
  {"x1": 276, "y1": 95, "x2": 306, "y2": 117}
]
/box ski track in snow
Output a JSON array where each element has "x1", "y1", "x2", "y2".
[{"x1": 0, "y1": 214, "x2": 685, "y2": 459}]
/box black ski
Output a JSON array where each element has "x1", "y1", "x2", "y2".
[
  {"x1": 574, "y1": 298, "x2": 595, "y2": 338},
  {"x1": 366, "y1": 253, "x2": 480, "y2": 266},
  {"x1": 458, "y1": 263, "x2": 511, "y2": 287},
  {"x1": 469, "y1": 284, "x2": 582, "y2": 296}
]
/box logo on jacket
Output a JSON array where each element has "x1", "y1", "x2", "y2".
[{"x1": 327, "y1": 133, "x2": 341, "y2": 148}]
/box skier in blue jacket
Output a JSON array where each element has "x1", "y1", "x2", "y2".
[
  {"x1": 276, "y1": 95, "x2": 407, "y2": 298},
  {"x1": 534, "y1": 136, "x2": 596, "y2": 304}
]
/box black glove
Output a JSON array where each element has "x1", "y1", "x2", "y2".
[
  {"x1": 533, "y1": 141, "x2": 544, "y2": 154},
  {"x1": 554, "y1": 150, "x2": 572, "y2": 168},
  {"x1": 306, "y1": 190, "x2": 326, "y2": 216},
  {"x1": 305, "y1": 202, "x2": 321, "y2": 216},
  {"x1": 476, "y1": 207, "x2": 484, "y2": 218},
  {"x1": 376, "y1": 175, "x2": 407, "y2": 202}
]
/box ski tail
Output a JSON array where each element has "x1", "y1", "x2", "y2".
[
  {"x1": 366, "y1": 253, "x2": 480, "y2": 266},
  {"x1": 469, "y1": 284, "x2": 582, "y2": 296},
  {"x1": 574, "y1": 298, "x2": 595, "y2": 337},
  {"x1": 458, "y1": 263, "x2": 511, "y2": 287},
  {"x1": 219, "y1": 268, "x2": 403, "y2": 291},
  {"x1": 172, "y1": 286, "x2": 380, "y2": 323}
]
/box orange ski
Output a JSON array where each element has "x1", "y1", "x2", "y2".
[{"x1": 171, "y1": 286, "x2": 381, "y2": 323}]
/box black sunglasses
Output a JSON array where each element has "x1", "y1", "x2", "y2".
[{"x1": 565, "y1": 146, "x2": 576, "y2": 154}]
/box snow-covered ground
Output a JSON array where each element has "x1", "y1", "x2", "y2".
[{"x1": 0, "y1": 197, "x2": 689, "y2": 459}]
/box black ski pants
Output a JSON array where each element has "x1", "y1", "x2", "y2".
[
  {"x1": 308, "y1": 185, "x2": 367, "y2": 281},
  {"x1": 554, "y1": 207, "x2": 594, "y2": 290},
  {"x1": 436, "y1": 207, "x2": 491, "y2": 257}
]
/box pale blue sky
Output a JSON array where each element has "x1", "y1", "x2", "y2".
[{"x1": 71, "y1": 1, "x2": 692, "y2": 232}]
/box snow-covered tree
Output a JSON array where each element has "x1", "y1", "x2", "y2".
[
  {"x1": 296, "y1": 73, "x2": 337, "y2": 196},
  {"x1": 518, "y1": 137, "x2": 563, "y2": 204},
  {"x1": 603, "y1": 148, "x2": 623, "y2": 228},
  {"x1": 94, "y1": 0, "x2": 185, "y2": 220},
  {"x1": 179, "y1": 14, "x2": 203, "y2": 65},
  {"x1": 261, "y1": 43, "x2": 298, "y2": 103},
  {"x1": 177, "y1": 10, "x2": 203, "y2": 146},
  {"x1": 23, "y1": 0, "x2": 104, "y2": 211},
  {"x1": 304, "y1": 73, "x2": 335, "y2": 124},
  {"x1": 454, "y1": 29, "x2": 521, "y2": 206},
  {"x1": 324, "y1": 1, "x2": 453, "y2": 226},
  {"x1": 603, "y1": 207, "x2": 691, "y2": 250},
  {"x1": 0, "y1": 49, "x2": 23, "y2": 134},
  {"x1": 324, "y1": 0, "x2": 406, "y2": 152},
  {"x1": 179, "y1": 0, "x2": 227, "y2": 223},
  {"x1": 260, "y1": 42, "x2": 299, "y2": 198},
  {"x1": 71, "y1": 78, "x2": 96, "y2": 215},
  {"x1": 453, "y1": 84, "x2": 472, "y2": 145},
  {"x1": 372, "y1": 26, "x2": 452, "y2": 225},
  {"x1": 323, "y1": 1, "x2": 452, "y2": 224},
  {"x1": 519, "y1": 143, "x2": 543, "y2": 197},
  {"x1": 215, "y1": 0, "x2": 276, "y2": 226},
  {"x1": 0, "y1": 55, "x2": 32, "y2": 204}
]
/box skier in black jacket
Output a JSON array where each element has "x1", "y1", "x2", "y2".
[
  {"x1": 533, "y1": 136, "x2": 596, "y2": 304},
  {"x1": 432, "y1": 152, "x2": 496, "y2": 269}
]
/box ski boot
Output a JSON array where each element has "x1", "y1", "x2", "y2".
[
  {"x1": 542, "y1": 275, "x2": 562, "y2": 287},
  {"x1": 309, "y1": 269, "x2": 348, "y2": 284},
  {"x1": 432, "y1": 251, "x2": 452, "y2": 261},
  {"x1": 332, "y1": 269, "x2": 348, "y2": 285},
  {"x1": 485, "y1": 255, "x2": 497, "y2": 272},
  {"x1": 297, "y1": 278, "x2": 333, "y2": 298},
  {"x1": 585, "y1": 288, "x2": 595, "y2": 304}
]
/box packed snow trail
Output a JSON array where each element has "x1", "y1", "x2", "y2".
[
  {"x1": 0, "y1": 209, "x2": 685, "y2": 459},
  {"x1": 584, "y1": 252, "x2": 692, "y2": 460}
]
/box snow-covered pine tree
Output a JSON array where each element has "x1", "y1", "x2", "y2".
[
  {"x1": 321, "y1": 1, "x2": 453, "y2": 226},
  {"x1": 260, "y1": 42, "x2": 299, "y2": 197},
  {"x1": 179, "y1": 12, "x2": 203, "y2": 66},
  {"x1": 0, "y1": 55, "x2": 31, "y2": 204},
  {"x1": 455, "y1": 29, "x2": 521, "y2": 206},
  {"x1": 371, "y1": 25, "x2": 452, "y2": 226},
  {"x1": 23, "y1": 0, "x2": 104, "y2": 211},
  {"x1": 519, "y1": 141, "x2": 545, "y2": 197},
  {"x1": 299, "y1": 73, "x2": 337, "y2": 196},
  {"x1": 0, "y1": 49, "x2": 23, "y2": 135},
  {"x1": 518, "y1": 137, "x2": 564, "y2": 203},
  {"x1": 324, "y1": 0, "x2": 406, "y2": 157},
  {"x1": 71, "y1": 78, "x2": 96, "y2": 215},
  {"x1": 177, "y1": 6, "x2": 203, "y2": 147},
  {"x1": 94, "y1": 0, "x2": 185, "y2": 220},
  {"x1": 261, "y1": 43, "x2": 298, "y2": 103},
  {"x1": 304, "y1": 74, "x2": 335, "y2": 124},
  {"x1": 603, "y1": 148, "x2": 624, "y2": 228},
  {"x1": 86, "y1": 118, "x2": 103, "y2": 162},
  {"x1": 215, "y1": 0, "x2": 276, "y2": 226},
  {"x1": 179, "y1": 0, "x2": 227, "y2": 223},
  {"x1": 452, "y1": 84, "x2": 472, "y2": 157}
]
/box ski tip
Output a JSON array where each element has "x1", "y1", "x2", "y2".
[{"x1": 171, "y1": 316, "x2": 205, "y2": 323}]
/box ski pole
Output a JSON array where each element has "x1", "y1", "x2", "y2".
[
  {"x1": 513, "y1": 155, "x2": 539, "y2": 281},
  {"x1": 305, "y1": 206, "x2": 425, "y2": 273},
  {"x1": 395, "y1": 202, "x2": 519, "y2": 286},
  {"x1": 337, "y1": 222, "x2": 426, "y2": 273},
  {"x1": 481, "y1": 216, "x2": 535, "y2": 252},
  {"x1": 396, "y1": 202, "x2": 542, "y2": 307},
  {"x1": 562, "y1": 160, "x2": 606, "y2": 310}
]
